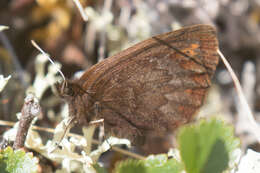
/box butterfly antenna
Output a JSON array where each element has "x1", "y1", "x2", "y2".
[{"x1": 31, "y1": 40, "x2": 66, "y2": 81}]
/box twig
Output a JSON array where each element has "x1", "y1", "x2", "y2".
[
  {"x1": 13, "y1": 93, "x2": 41, "y2": 149},
  {"x1": 0, "y1": 119, "x2": 145, "y2": 159},
  {"x1": 218, "y1": 50, "x2": 260, "y2": 143}
]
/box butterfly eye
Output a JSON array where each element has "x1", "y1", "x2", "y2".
[
  {"x1": 64, "y1": 87, "x2": 72, "y2": 96},
  {"x1": 56, "y1": 81, "x2": 71, "y2": 97}
]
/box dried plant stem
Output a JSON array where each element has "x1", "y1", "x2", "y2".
[
  {"x1": 13, "y1": 94, "x2": 41, "y2": 149},
  {"x1": 0, "y1": 119, "x2": 145, "y2": 160},
  {"x1": 218, "y1": 50, "x2": 260, "y2": 143}
]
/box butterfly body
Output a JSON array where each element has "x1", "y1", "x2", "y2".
[{"x1": 56, "y1": 24, "x2": 219, "y2": 144}]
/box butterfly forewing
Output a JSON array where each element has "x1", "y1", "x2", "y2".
[{"x1": 75, "y1": 24, "x2": 218, "y2": 143}]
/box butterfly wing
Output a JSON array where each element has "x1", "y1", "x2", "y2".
[{"x1": 79, "y1": 24, "x2": 219, "y2": 143}]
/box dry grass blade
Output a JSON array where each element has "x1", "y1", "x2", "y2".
[
  {"x1": 218, "y1": 49, "x2": 260, "y2": 143},
  {"x1": 31, "y1": 40, "x2": 66, "y2": 81}
]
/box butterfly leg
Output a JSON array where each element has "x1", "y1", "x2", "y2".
[{"x1": 90, "y1": 101, "x2": 111, "y2": 146}]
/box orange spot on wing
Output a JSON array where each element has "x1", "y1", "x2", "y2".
[{"x1": 182, "y1": 43, "x2": 200, "y2": 56}]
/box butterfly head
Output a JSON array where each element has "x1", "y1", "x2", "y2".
[
  {"x1": 55, "y1": 79, "x2": 92, "y2": 125},
  {"x1": 55, "y1": 80, "x2": 84, "y2": 99}
]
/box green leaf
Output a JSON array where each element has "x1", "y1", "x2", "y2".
[
  {"x1": 0, "y1": 146, "x2": 38, "y2": 173},
  {"x1": 202, "y1": 138, "x2": 229, "y2": 173},
  {"x1": 144, "y1": 154, "x2": 183, "y2": 173},
  {"x1": 113, "y1": 154, "x2": 183, "y2": 173},
  {"x1": 114, "y1": 159, "x2": 145, "y2": 173},
  {"x1": 178, "y1": 118, "x2": 240, "y2": 173}
]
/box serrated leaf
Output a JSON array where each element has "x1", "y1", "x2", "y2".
[
  {"x1": 202, "y1": 138, "x2": 229, "y2": 173},
  {"x1": 0, "y1": 147, "x2": 38, "y2": 173},
  {"x1": 178, "y1": 118, "x2": 240, "y2": 173},
  {"x1": 144, "y1": 154, "x2": 183, "y2": 173},
  {"x1": 113, "y1": 154, "x2": 182, "y2": 173}
]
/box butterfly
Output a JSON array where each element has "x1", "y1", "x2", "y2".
[{"x1": 55, "y1": 24, "x2": 219, "y2": 145}]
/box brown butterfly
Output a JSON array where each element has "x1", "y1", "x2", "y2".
[{"x1": 56, "y1": 24, "x2": 219, "y2": 145}]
